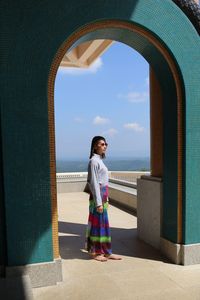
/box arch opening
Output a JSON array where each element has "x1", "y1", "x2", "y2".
[{"x1": 55, "y1": 40, "x2": 151, "y2": 259}]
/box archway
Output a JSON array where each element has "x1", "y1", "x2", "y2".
[
  {"x1": 49, "y1": 19, "x2": 184, "y2": 261},
  {"x1": 46, "y1": 3, "x2": 199, "y2": 269}
]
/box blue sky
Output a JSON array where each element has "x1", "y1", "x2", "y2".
[{"x1": 55, "y1": 42, "x2": 150, "y2": 160}]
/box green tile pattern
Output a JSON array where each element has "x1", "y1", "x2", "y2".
[{"x1": 0, "y1": 0, "x2": 199, "y2": 266}]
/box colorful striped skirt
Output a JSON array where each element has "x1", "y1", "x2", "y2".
[{"x1": 85, "y1": 185, "x2": 112, "y2": 255}]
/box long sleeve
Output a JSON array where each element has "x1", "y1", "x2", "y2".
[{"x1": 87, "y1": 160, "x2": 102, "y2": 207}]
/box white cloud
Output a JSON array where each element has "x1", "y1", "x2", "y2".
[
  {"x1": 102, "y1": 128, "x2": 118, "y2": 137},
  {"x1": 124, "y1": 122, "x2": 145, "y2": 132},
  {"x1": 58, "y1": 57, "x2": 103, "y2": 75},
  {"x1": 118, "y1": 91, "x2": 148, "y2": 103},
  {"x1": 93, "y1": 116, "x2": 110, "y2": 125}
]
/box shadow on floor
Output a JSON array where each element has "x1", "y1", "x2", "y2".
[
  {"x1": 58, "y1": 220, "x2": 169, "y2": 264},
  {"x1": 0, "y1": 275, "x2": 33, "y2": 300}
]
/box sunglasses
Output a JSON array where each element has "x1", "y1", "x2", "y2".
[{"x1": 99, "y1": 142, "x2": 108, "y2": 146}]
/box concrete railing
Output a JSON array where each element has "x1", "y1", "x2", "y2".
[
  {"x1": 109, "y1": 171, "x2": 150, "y2": 183},
  {"x1": 57, "y1": 172, "x2": 88, "y2": 193},
  {"x1": 56, "y1": 172, "x2": 88, "y2": 182},
  {"x1": 56, "y1": 171, "x2": 150, "y2": 184},
  {"x1": 56, "y1": 171, "x2": 150, "y2": 212}
]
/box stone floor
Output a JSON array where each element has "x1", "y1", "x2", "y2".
[{"x1": 33, "y1": 192, "x2": 200, "y2": 300}]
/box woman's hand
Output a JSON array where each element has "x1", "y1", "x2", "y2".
[{"x1": 96, "y1": 205, "x2": 103, "y2": 213}]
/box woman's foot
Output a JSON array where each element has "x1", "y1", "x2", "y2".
[
  {"x1": 91, "y1": 254, "x2": 108, "y2": 262},
  {"x1": 105, "y1": 254, "x2": 122, "y2": 260}
]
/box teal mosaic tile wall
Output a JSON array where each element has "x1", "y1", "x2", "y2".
[{"x1": 0, "y1": 0, "x2": 199, "y2": 265}]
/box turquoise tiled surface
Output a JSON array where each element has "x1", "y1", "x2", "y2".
[{"x1": 0, "y1": 0, "x2": 199, "y2": 265}]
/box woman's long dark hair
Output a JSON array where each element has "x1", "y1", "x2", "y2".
[{"x1": 89, "y1": 136, "x2": 107, "y2": 159}]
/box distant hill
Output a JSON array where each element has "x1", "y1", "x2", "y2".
[{"x1": 56, "y1": 158, "x2": 150, "y2": 172}]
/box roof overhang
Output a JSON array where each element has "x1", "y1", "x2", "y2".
[{"x1": 60, "y1": 39, "x2": 113, "y2": 68}]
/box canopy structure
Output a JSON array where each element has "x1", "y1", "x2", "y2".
[{"x1": 60, "y1": 39, "x2": 113, "y2": 68}]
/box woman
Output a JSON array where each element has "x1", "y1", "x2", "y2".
[{"x1": 85, "y1": 136, "x2": 122, "y2": 262}]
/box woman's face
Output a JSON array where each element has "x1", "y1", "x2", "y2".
[{"x1": 94, "y1": 139, "x2": 108, "y2": 156}]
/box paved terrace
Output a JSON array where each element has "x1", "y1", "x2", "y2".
[{"x1": 33, "y1": 192, "x2": 200, "y2": 300}]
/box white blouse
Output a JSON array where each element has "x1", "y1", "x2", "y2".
[{"x1": 87, "y1": 153, "x2": 109, "y2": 207}]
